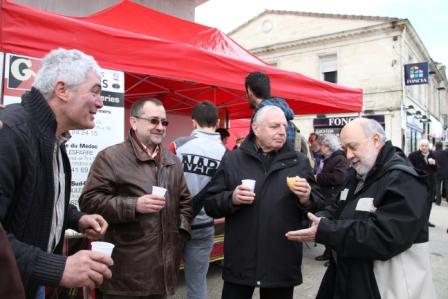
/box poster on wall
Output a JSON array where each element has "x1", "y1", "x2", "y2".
[
  {"x1": 404, "y1": 62, "x2": 429, "y2": 86},
  {"x1": 2, "y1": 53, "x2": 125, "y2": 209}
]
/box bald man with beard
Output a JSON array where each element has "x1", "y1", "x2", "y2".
[{"x1": 286, "y1": 118, "x2": 435, "y2": 299}]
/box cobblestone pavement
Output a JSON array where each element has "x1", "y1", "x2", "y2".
[{"x1": 171, "y1": 202, "x2": 448, "y2": 298}]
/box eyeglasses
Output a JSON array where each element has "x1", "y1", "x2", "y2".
[{"x1": 132, "y1": 116, "x2": 169, "y2": 127}]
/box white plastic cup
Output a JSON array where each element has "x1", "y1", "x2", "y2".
[
  {"x1": 152, "y1": 186, "x2": 167, "y2": 197},
  {"x1": 241, "y1": 179, "x2": 256, "y2": 192},
  {"x1": 91, "y1": 241, "x2": 115, "y2": 257}
]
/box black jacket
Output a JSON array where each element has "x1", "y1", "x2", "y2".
[
  {"x1": 315, "y1": 141, "x2": 431, "y2": 299},
  {"x1": 408, "y1": 149, "x2": 438, "y2": 199},
  {"x1": 316, "y1": 150, "x2": 349, "y2": 204},
  {"x1": 204, "y1": 135, "x2": 323, "y2": 288},
  {"x1": 0, "y1": 88, "x2": 84, "y2": 298}
]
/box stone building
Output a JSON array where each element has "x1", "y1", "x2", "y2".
[{"x1": 229, "y1": 10, "x2": 448, "y2": 152}]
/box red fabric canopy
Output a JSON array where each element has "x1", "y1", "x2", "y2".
[{"x1": 0, "y1": 0, "x2": 362, "y2": 118}]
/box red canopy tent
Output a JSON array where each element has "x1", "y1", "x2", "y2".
[{"x1": 0, "y1": 0, "x2": 362, "y2": 118}]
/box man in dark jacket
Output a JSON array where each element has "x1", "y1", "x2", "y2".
[
  {"x1": 204, "y1": 105, "x2": 322, "y2": 299},
  {"x1": 0, "y1": 49, "x2": 113, "y2": 299},
  {"x1": 80, "y1": 98, "x2": 193, "y2": 298},
  {"x1": 286, "y1": 118, "x2": 435, "y2": 299},
  {"x1": 408, "y1": 139, "x2": 438, "y2": 226}
]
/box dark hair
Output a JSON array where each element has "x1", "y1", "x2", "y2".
[
  {"x1": 130, "y1": 98, "x2": 163, "y2": 117},
  {"x1": 216, "y1": 128, "x2": 230, "y2": 140},
  {"x1": 435, "y1": 141, "x2": 443, "y2": 150},
  {"x1": 192, "y1": 101, "x2": 218, "y2": 127},
  {"x1": 245, "y1": 71, "x2": 271, "y2": 99}
]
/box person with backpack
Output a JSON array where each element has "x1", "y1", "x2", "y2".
[{"x1": 286, "y1": 118, "x2": 435, "y2": 299}]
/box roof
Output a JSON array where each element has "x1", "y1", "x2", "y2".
[{"x1": 0, "y1": 0, "x2": 363, "y2": 118}]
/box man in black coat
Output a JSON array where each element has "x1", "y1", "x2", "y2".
[
  {"x1": 0, "y1": 49, "x2": 112, "y2": 298},
  {"x1": 286, "y1": 118, "x2": 435, "y2": 298},
  {"x1": 205, "y1": 105, "x2": 323, "y2": 299},
  {"x1": 408, "y1": 139, "x2": 438, "y2": 226}
]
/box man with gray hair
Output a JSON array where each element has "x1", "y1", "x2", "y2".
[
  {"x1": 205, "y1": 105, "x2": 322, "y2": 299},
  {"x1": 408, "y1": 138, "x2": 438, "y2": 227},
  {"x1": 0, "y1": 48, "x2": 113, "y2": 298},
  {"x1": 286, "y1": 118, "x2": 435, "y2": 298}
]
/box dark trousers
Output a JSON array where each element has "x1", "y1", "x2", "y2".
[
  {"x1": 221, "y1": 281, "x2": 294, "y2": 299},
  {"x1": 435, "y1": 177, "x2": 443, "y2": 205}
]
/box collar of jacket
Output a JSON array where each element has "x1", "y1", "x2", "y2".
[
  {"x1": 22, "y1": 87, "x2": 58, "y2": 138},
  {"x1": 361, "y1": 141, "x2": 407, "y2": 186},
  {"x1": 127, "y1": 130, "x2": 176, "y2": 166}
]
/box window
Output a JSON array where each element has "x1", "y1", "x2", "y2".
[{"x1": 319, "y1": 54, "x2": 337, "y2": 83}]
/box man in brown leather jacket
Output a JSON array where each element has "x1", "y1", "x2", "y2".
[
  {"x1": 0, "y1": 223, "x2": 25, "y2": 299},
  {"x1": 80, "y1": 98, "x2": 193, "y2": 299}
]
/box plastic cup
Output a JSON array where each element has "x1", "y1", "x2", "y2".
[
  {"x1": 152, "y1": 186, "x2": 167, "y2": 197},
  {"x1": 91, "y1": 241, "x2": 115, "y2": 257},
  {"x1": 241, "y1": 179, "x2": 256, "y2": 192}
]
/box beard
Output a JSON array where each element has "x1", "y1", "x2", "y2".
[{"x1": 352, "y1": 141, "x2": 378, "y2": 176}]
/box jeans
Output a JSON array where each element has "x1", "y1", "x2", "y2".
[
  {"x1": 183, "y1": 225, "x2": 214, "y2": 299},
  {"x1": 35, "y1": 286, "x2": 45, "y2": 299}
]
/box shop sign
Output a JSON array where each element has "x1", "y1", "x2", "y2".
[{"x1": 404, "y1": 62, "x2": 429, "y2": 86}]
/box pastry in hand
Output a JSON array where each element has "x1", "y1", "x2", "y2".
[{"x1": 286, "y1": 176, "x2": 299, "y2": 191}]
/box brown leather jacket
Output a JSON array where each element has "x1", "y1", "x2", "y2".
[
  {"x1": 79, "y1": 134, "x2": 193, "y2": 296},
  {"x1": 0, "y1": 224, "x2": 25, "y2": 299}
]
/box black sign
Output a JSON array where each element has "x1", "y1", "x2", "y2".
[
  {"x1": 313, "y1": 115, "x2": 385, "y2": 135},
  {"x1": 404, "y1": 62, "x2": 429, "y2": 86}
]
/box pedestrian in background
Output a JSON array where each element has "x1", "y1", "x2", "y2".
[
  {"x1": 216, "y1": 128, "x2": 230, "y2": 147},
  {"x1": 433, "y1": 141, "x2": 448, "y2": 205},
  {"x1": 170, "y1": 101, "x2": 227, "y2": 299},
  {"x1": 308, "y1": 132, "x2": 323, "y2": 174},
  {"x1": 287, "y1": 118, "x2": 435, "y2": 299},
  {"x1": 408, "y1": 139, "x2": 438, "y2": 227},
  {"x1": 205, "y1": 105, "x2": 323, "y2": 299},
  {"x1": 0, "y1": 48, "x2": 112, "y2": 299},
  {"x1": 80, "y1": 98, "x2": 193, "y2": 298},
  {"x1": 314, "y1": 134, "x2": 349, "y2": 263}
]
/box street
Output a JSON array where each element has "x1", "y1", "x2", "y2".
[{"x1": 171, "y1": 202, "x2": 448, "y2": 298}]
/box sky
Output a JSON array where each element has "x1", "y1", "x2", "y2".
[{"x1": 196, "y1": 0, "x2": 448, "y2": 68}]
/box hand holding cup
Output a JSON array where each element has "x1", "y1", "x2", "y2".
[{"x1": 232, "y1": 179, "x2": 256, "y2": 205}]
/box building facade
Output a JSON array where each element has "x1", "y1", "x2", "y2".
[{"x1": 229, "y1": 11, "x2": 448, "y2": 153}]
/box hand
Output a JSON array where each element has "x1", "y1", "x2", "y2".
[
  {"x1": 428, "y1": 158, "x2": 436, "y2": 165},
  {"x1": 79, "y1": 214, "x2": 108, "y2": 240},
  {"x1": 136, "y1": 194, "x2": 166, "y2": 214},
  {"x1": 60, "y1": 250, "x2": 113, "y2": 289},
  {"x1": 285, "y1": 212, "x2": 321, "y2": 242},
  {"x1": 232, "y1": 184, "x2": 255, "y2": 205},
  {"x1": 289, "y1": 177, "x2": 311, "y2": 205}
]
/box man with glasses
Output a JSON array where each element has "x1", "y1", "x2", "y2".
[{"x1": 80, "y1": 98, "x2": 193, "y2": 299}]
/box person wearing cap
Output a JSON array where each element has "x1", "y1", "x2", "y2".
[
  {"x1": 204, "y1": 105, "x2": 322, "y2": 299},
  {"x1": 80, "y1": 98, "x2": 193, "y2": 298}
]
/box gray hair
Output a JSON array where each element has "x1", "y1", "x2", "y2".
[
  {"x1": 360, "y1": 118, "x2": 387, "y2": 144},
  {"x1": 253, "y1": 105, "x2": 285, "y2": 124},
  {"x1": 33, "y1": 48, "x2": 101, "y2": 100},
  {"x1": 317, "y1": 134, "x2": 340, "y2": 152},
  {"x1": 419, "y1": 139, "x2": 429, "y2": 146}
]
